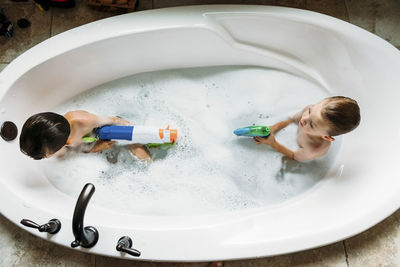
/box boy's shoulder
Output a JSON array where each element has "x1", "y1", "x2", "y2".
[
  {"x1": 304, "y1": 139, "x2": 331, "y2": 160},
  {"x1": 64, "y1": 110, "x2": 90, "y2": 117}
]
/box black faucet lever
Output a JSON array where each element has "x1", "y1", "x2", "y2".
[
  {"x1": 116, "y1": 236, "x2": 141, "y2": 257},
  {"x1": 71, "y1": 183, "x2": 99, "y2": 248},
  {"x1": 20, "y1": 218, "x2": 61, "y2": 234}
]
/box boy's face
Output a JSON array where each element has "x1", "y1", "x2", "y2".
[{"x1": 299, "y1": 100, "x2": 334, "y2": 141}]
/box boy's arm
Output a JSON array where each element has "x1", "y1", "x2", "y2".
[
  {"x1": 89, "y1": 115, "x2": 130, "y2": 153},
  {"x1": 270, "y1": 139, "x2": 295, "y2": 159},
  {"x1": 254, "y1": 135, "x2": 327, "y2": 162},
  {"x1": 269, "y1": 118, "x2": 293, "y2": 134},
  {"x1": 254, "y1": 135, "x2": 294, "y2": 159},
  {"x1": 88, "y1": 140, "x2": 115, "y2": 153},
  {"x1": 95, "y1": 116, "x2": 131, "y2": 127}
]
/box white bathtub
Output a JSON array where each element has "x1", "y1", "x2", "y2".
[{"x1": 0, "y1": 5, "x2": 399, "y2": 261}]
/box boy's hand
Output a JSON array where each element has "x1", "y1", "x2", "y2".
[
  {"x1": 90, "y1": 140, "x2": 116, "y2": 153},
  {"x1": 129, "y1": 144, "x2": 152, "y2": 162},
  {"x1": 113, "y1": 117, "x2": 131, "y2": 126},
  {"x1": 253, "y1": 134, "x2": 276, "y2": 146}
]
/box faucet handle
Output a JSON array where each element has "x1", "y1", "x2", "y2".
[
  {"x1": 71, "y1": 240, "x2": 81, "y2": 248},
  {"x1": 116, "y1": 236, "x2": 141, "y2": 257},
  {"x1": 71, "y1": 226, "x2": 99, "y2": 248},
  {"x1": 20, "y1": 218, "x2": 61, "y2": 234}
]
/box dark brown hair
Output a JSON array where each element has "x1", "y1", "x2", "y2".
[
  {"x1": 321, "y1": 96, "x2": 361, "y2": 136},
  {"x1": 19, "y1": 112, "x2": 70, "y2": 160}
]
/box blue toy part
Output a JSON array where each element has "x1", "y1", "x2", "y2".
[
  {"x1": 95, "y1": 125, "x2": 133, "y2": 141},
  {"x1": 233, "y1": 127, "x2": 251, "y2": 136}
]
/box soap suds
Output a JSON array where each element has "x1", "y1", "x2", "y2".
[{"x1": 40, "y1": 66, "x2": 339, "y2": 215}]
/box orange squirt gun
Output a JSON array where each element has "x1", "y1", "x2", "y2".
[{"x1": 82, "y1": 125, "x2": 178, "y2": 147}]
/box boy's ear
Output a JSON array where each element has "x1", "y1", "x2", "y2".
[
  {"x1": 66, "y1": 138, "x2": 72, "y2": 145},
  {"x1": 323, "y1": 135, "x2": 335, "y2": 142}
]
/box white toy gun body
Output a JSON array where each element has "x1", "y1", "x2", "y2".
[{"x1": 82, "y1": 125, "x2": 178, "y2": 147}]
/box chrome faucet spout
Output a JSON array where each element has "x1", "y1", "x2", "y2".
[{"x1": 71, "y1": 183, "x2": 99, "y2": 248}]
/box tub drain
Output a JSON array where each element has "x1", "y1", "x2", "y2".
[{"x1": 1, "y1": 121, "x2": 18, "y2": 141}]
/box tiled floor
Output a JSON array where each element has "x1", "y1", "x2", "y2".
[{"x1": 1, "y1": 0, "x2": 400, "y2": 266}]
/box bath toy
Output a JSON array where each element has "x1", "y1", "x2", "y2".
[
  {"x1": 82, "y1": 125, "x2": 178, "y2": 146},
  {"x1": 233, "y1": 125, "x2": 271, "y2": 137}
]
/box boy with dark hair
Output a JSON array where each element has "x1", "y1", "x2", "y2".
[
  {"x1": 20, "y1": 110, "x2": 150, "y2": 160},
  {"x1": 254, "y1": 96, "x2": 360, "y2": 162}
]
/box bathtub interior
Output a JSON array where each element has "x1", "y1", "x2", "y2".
[
  {"x1": 37, "y1": 65, "x2": 346, "y2": 217},
  {"x1": 0, "y1": 6, "x2": 400, "y2": 260}
]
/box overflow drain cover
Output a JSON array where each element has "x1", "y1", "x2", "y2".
[{"x1": 1, "y1": 121, "x2": 18, "y2": 141}]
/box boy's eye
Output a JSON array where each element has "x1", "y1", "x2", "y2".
[{"x1": 310, "y1": 121, "x2": 314, "y2": 128}]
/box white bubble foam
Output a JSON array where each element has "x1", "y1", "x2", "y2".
[{"x1": 39, "y1": 66, "x2": 339, "y2": 216}]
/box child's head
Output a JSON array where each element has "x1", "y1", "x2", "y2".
[
  {"x1": 19, "y1": 112, "x2": 70, "y2": 160},
  {"x1": 321, "y1": 96, "x2": 360, "y2": 136},
  {"x1": 299, "y1": 96, "x2": 360, "y2": 140}
]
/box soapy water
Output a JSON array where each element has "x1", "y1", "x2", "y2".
[{"x1": 40, "y1": 66, "x2": 340, "y2": 216}]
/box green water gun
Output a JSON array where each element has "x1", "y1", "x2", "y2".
[{"x1": 233, "y1": 125, "x2": 271, "y2": 137}]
